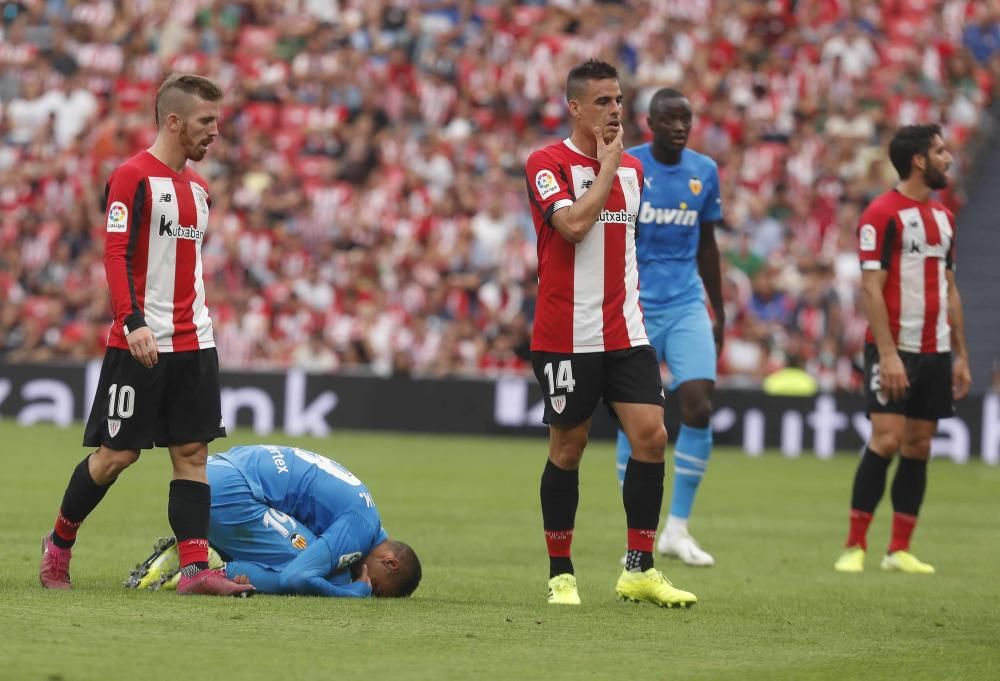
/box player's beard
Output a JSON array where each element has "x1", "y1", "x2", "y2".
[
  {"x1": 180, "y1": 122, "x2": 208, "y2": 161},
  {"x1": 924, "y1": 162, "x2": 948, "y2": 190}
]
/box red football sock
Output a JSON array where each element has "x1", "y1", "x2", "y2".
[
  {"x1": 846, "y1": 509, "x2": 874, "y2": 550},
  {"x1": 177, "y1": 538, "x2": 209, "y2": 568},
  {"x1": 888, "y1": 512, "x2": 918, "y2": 554},
  {"x1": 53, "y1": 511, "x2": 82, "y2": 545},
  {"x1": 544, "y1": 529, "x2": 573, "y2": 558},
  {"x1": 627, "y1": 528, "x2": 655, "y2": 553}
]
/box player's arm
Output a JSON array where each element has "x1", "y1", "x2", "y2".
[
  {"x1": 858, "y1": 214, "x2": 908, "y2": 401},
  {"x1": 228, "y1": 556, "x2": 370, "y2": 597},
  {"x1": 104, "y1": 169, "x2": 158, "y2": 368},
  {"x1": 276, "y1": 515, "x2": 373, "y2": 598},
  {"x1": 946, "y1": 270, "x2": 971, "y2": 399},
  {"x1": 549, "y1": 126, "x2": 624, "y2": 243},
  {"x1": 697, "y1": 219, "x2": 725, "y2": 356},
  {"x1": 861, "y1": 269, "x2": 908, "y2": 401}
]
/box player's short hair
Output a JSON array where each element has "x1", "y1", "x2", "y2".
[
  {"x1": 888, "y1": 123, "x2": 942, "y2": 179},
  {"x1": 155, "y1": 74, "x2": 223, "y2": 128},
  {"x1": 566, "y1": 59, "x2": 619, "y2": 102},
  {"x1": 650, "y1": 87, "x2": 687, "y2": 109},
  {"x1": 385, "y1": 540, "x2": 422, "y2": 598}
]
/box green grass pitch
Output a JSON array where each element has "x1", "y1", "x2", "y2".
[{"x1": 1, "y1": 420, "x2": 998, "y2": 681}]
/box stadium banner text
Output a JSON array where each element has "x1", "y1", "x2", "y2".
[{"x1": 1, "y1": 362, "x2": 996, "y2": 463}]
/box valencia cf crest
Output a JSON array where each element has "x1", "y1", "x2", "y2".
[
  {"x1": 551, "y1": 394, "x2": 567, "y2": 414},
  {"x1": 290, "y1": 533, "x2": 308, "y2": 550},
  {"x1": 107, "y1": 418, "x2": 121, "y2": 438},
  {"x1": 689, "y1": 177, "x2": 703, "y2": 196}
]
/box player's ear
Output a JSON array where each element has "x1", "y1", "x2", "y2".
[{"x1": 383, "y1": 555, "x2": 400, "y2": 571}]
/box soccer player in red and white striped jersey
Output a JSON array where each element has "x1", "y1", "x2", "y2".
[
  {"x1": 835, "y1": 124, "x2": 971, "y2": 576},
  {"x1": 525, "y1": 59, "x2": 695, "y2": 608},
  {"x1": 40, "y1": 74, "x2": 254, "y2": 597}
]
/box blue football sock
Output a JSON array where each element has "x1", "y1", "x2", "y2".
[
  {"x1": 615, "y1": 429, "x2": 632, "y2": 489},
  {"x1": 669, "y1": 425, "x2": 712, "y2": 520}
]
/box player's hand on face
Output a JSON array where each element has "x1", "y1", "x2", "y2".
[
  {"x1": 594, "y1": 124, "x2": 623, "y2": 170},
  {"x1": 356, "y1": 563, "x2": 371, "y2": 587},
  {"x1": 952, "y1": 354, "x2": 971, "y2": 400},
  {"x1": 879, "y1": 352, "x2": 909, "y2": 402},
  {"x1": 126, "y1": 326, "x2": 158, "y2": 368}
]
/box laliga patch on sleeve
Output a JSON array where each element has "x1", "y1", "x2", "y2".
[
  {"x1": 535, "y1": 169, "x2": 560, "y2": 200},
  {"x1": 336, "y1": 551, "x2": 362, "y2": 569},
  {"x1": 107, "y1": 201, "x2": 128, "y2": 233},
  {"x1": 859, "y1": 224, "x2": 876, "y2": 251}
]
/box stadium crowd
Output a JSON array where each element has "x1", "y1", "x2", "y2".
[{"x1": 2, "y1": 0, "x2": 999, "y2": 390}]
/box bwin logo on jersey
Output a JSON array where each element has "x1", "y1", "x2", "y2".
[{"x1": 638, "y1": 202, "x2": 698, "y2": 226}]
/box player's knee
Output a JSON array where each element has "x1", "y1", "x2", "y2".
[
  {"x1": 551, "y1": 437, "x2": 587, "y2": 468},
  {"x1": 870, "y1": 431, "x2": 902, "y2": 456},
  {"x1": 681, "y1": 397, "x2": 713, "y2": 429},
  {"x1": 170, "y1": 442, "x2": 209, "y2": 464},
  {"x1": 92, "y1": 447, "x2": 138, "y2": 481},
  {"x1": 901, "y1": 434, "x2": 932, "y2": 459},
  {"x1": 630, "y1": 422, "x2": 667, "y2": 461}
]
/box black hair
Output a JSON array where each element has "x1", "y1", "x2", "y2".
[
  {"x1": 566, "y1": 59, "x2": 619, "y2": 101},
  {"x1": 386, "y1": 540, "x2": 422, "y2": 598},
  {"x1": 888, "y1": 124, "x2": 942, "y2": 179},
  {"x1": 650, "y1": 87, "x2": 687, "y2": 110}
]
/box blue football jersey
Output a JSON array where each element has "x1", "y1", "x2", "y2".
[
  {"x1": 214, "y1": 445, "x2": 388, "y2": 558},
  {"x1": 626, "y1": 145, "x2": 723, "y2": 309}
]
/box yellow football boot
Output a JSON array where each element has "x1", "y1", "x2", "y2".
[
  {"x1": 834, "y1": 547, "x2": 866, "y2": 573},
  {"x1": 615, "y1": 568, "x2": 697, "y2": 608},
  {"x1": 881, "y1": 550, "x2": 935, "y2": 574},
  {"x1": 547, "y1": 573, "x2": 581, "y2": 605}
]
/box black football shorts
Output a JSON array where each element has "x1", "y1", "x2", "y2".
[
  {"x1": 863, "y1": 343, "x2": 954, "y2": 421},
  {"x1": 531, "y1": 345, "x2": 664, "y2": 427},
  {"x1": 83, "y1": 347, "x2": 226, "y2": 451}
]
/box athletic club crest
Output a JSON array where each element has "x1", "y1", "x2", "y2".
[
  {"x1": 689, "y1": 177, "x2": 703, "y2": 196},
  {"x1": 551, "y1": 395, "x2": 567, "y2": 414},
  {"x1": 107, "y1": 418, "x2": 121, "y2": 437}
]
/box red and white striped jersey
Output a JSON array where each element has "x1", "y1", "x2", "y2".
[
  {"x1": 857, "y1": 189, "x2": 955, "y2": 354},
  {"x1": 525, "y1": 139, "x2": 647, "y2": 353},
  {"x1": 103, "y1": 151, "x2": 215, "y2": 353}
]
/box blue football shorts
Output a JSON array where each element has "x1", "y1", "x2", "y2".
[
  {"x1": 207, "y1": 457, "x2": 317, "y2": 566},
  {"x1": 644, "y1": 301, "x2": 717, "y2": 391}
]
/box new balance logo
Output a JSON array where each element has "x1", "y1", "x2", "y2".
[
  {"x1": 160, "y1": 193, "x2": 172, "y2": 202},
  {"x1": 581, "y1": 179, "x2": 593, "y2": 189}
]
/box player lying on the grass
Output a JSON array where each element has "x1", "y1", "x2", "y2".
[{"x1": 125, "y1": 444, "x2": 421, "y2": 597}]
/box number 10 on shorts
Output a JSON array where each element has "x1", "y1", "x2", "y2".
[{"x1": 107, "y1": 383, "x2": 135, "y2": 418}]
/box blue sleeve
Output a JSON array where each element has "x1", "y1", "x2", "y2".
[
  {"x1": 277, "y1": 533, "x2": 372, "y2": 597},
  {"x1": 227, "y1": 558, "x2": 371, "y2": 598},
  {"x1": 703, "y1": 162, "x2": 723, "y2": 223}
]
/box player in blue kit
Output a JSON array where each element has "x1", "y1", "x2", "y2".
[
  {"x1": 124, "y1": 444, "x2": 421, "y2": 598},
  {"x1": 615, "y1": 88, "x2": 725, "y2": 567}
]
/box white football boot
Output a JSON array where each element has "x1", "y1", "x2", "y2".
[{"x1": 657, "y1": 526, "x2": 715, "y2": 567}]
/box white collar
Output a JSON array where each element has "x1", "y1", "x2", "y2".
[{"x1": 562, "y1": 137, "x2": 596, "y2": 159}]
